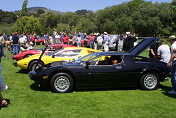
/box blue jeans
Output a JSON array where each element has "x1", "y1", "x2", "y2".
[
  {"x1": 171, "y1": 62, "x2": 176, "y2": 91},
  {"x1": 1, "y1": 43, "x2": 4, "y2": 56},
  {"x1": 13, "y1": 44, "x2": 19, "y2": 55},
  {"x1": 90, "y1": 41, "x2": 94, "y2": 49}
]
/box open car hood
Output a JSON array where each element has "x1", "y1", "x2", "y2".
[{"x1": 129, "y1": 38, "x2": 159, "y2": 56}]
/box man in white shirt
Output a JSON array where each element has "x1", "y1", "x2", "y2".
[
  {"x1": 97, "y1": 34, "x2": 103, "y2": 50},
  {"x1": 157, "y1": 40, "x2": 171, "y2": 63},
  {"x1": 115, "y1": 34, "x2": 124, "y2": 52},
  {"x1": 19, "y1": 35, "x2": 27, "y2": 46}
]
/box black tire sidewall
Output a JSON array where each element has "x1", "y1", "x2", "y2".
[
  {"x1": 140, "y1": 72, "x2": 159, "y2": 90},
  {"x1": 50, "y1": 73, "x2": 73, "y2": 93},
  {"x1": 28, "y1": 60, "x2": 43, "y2": 71}
]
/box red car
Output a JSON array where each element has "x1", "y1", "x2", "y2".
[
  {"x1": 36, "y1": 38, "x2": 45, "y2": 45},
  {"x1": 12, "y1": 44, "x2": 75, "y2": 61}
]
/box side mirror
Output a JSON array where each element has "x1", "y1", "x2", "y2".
[
  {"x1": 85, "y1": 61, "x2": 90, "y2": 69},
  {"x1": 52, "y1": 55, "x2": 55, "y2": 58}
]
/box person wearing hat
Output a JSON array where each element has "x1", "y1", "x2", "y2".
[
  {"x1": 123, "y1": 32, "x2": 137, "y2": 52},
  {"x1": 115, "y1": 34, "x2": 125, "y2": 52},
  {"x1": 103, "y1": 32, "x2": 110, "y2": 52},
  {"x1": 157, "y1": 40, "x2": 171, "y2": 63},
  {"x1": 167, "y1": 36, "x2": 176, "y2": 94}
]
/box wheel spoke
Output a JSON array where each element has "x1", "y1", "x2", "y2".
[
  {"x1": 54, "y1": 76, "x2": 70, "y2": 92},
  {"x1": 144, "y1": 74, "x2": 157, "y2": 89}
]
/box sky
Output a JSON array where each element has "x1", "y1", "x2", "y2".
[{"x1": 0, "y1": 0, "x2": 173, "y2": 12}]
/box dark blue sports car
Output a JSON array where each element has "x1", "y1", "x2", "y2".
[{"x1": 28, "y1": 38, "x2": 170, "y2": 93}]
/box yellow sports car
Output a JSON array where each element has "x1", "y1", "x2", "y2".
[{"x1": 17, "y1": 47, "x2": 100, "y2": 71}]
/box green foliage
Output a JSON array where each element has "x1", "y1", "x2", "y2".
[
  {"x1": 14, "y1": 16, "x2": 41, "y2": 34},
  {"x1": 39, "y1": 12, "x2": 59, "y2": 33},
  {"x1": 0, "y1": 24, "x2": 15, "y2": 35},
  {"x1": 75, "y1": 9, "x2": 89, "y2": 16},
  {"x1": 20, "y1": 0, "x2": 28, "y2": 17},
  {"x1": 56, "y1": 23, "x2": 70, "y2": 33},
  {"x1": 73, "y1": 17, "x2": 96, "y2": 34},
  {"x1": 2, "y1": 0, "x2": 176, "y2": 36},
  {"x1": 60, "y1": 12, "x2": 79, "y2": 27},
  {"x1": 0, "y1": 10, "x2": 17, "y2": 24},
  {"x1": 37, "y1": 9, "x2": 45, "y2": 15},
  {"x1": 115, "y1": 16, "x2": 133, "y2": 34}
]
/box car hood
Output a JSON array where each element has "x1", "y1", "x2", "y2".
[{"x1": 129, "y1": 37, "x2": 159, "y2": 56}]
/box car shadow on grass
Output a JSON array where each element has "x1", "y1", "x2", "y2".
[
  {"x1": 16, "y1": 69, "x2": 29, "y2": 74},
  {"x1": 160, "y1": 84, "x2": 176, "y2": 98},
  {"x1": 76, "y1": 87, "x2": 138, "y2": 92},
  {"x1": 30, "y1": 83, "x2": 50, "y2": 91}
]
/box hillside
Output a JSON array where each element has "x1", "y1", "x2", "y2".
[{"x1": 27, "y1": 7, "x2": 64, "y2": 15}]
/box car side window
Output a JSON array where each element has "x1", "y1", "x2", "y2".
[
  {"x1": 90, "y1": 56, "x2": 101, "y2": 65},
  {"x1": 96, "y1": 55, "x2": 123, "y2": 65}
]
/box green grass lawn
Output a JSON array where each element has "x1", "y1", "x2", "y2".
[{"x1": 0, "y1": 44, "x2": 176, "y2": 118}]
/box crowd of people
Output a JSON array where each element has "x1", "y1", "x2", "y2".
[{"x1": 0, "y1": 31, "x2": 138, "y2": 56}]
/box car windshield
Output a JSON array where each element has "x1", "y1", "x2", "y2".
[
  {"x1": 74, "y1": 52, "x2": 98, "y2": 63},
  {"x1": 55, "y1": 49, "x2": 81, "y2": 57},
  {"x1": 46, "y1": 49, "x2": 63, "y2": 56}
]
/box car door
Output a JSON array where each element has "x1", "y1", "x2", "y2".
[{"x1": 84, "y1": 55, "x2": 128, "y2": 88}]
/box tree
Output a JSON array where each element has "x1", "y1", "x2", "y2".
[
  {"x1": 39, "y1": 12, "x2": 59, "y2": 33},
  {"x1": 14, "y1": 16, "x2": 41, "y2": 34},
  {"x1": 75, "y1": 9, "x2": 89, "y2": 16},
  {"x1": 73, "y1": 17, "x2": 96, "y2": 34},
  {"x1": 60, "y1": 12, "x2": 79, "y2": 27},
  {"x1": 0, "y1": 10, "x2": 17, "y2": 24},
  {"x1": 114, "y1": 16, "x2": 133, "y2": 34},
  {"x1": 20, "y1": 0, "x2": 28, "y2": 17},
  {"x1": 56, "y1": 23, "x2": 70, "y2": 33},
  {"x1": 37, "y1": 9, "x2": 45, "y2": 15}
]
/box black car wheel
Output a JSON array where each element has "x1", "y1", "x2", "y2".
[
  {"x1": 28, "y1": 60, "x2": 43, "y2": 71},
  {"x1": 50, "y1": 73, "x2": 74, "y2": 93},
  {"x1": 140, "y1": 72, "x2": 159, "y2": 90}
]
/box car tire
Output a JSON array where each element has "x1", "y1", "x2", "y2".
[
  {"x1": 28, "y1": 60, "x2": 43, "y2": 71},
  {"x1": 24, "y1": 54, "x2": 33, "y2": 58},
  {"x1": 50, "y1": 73, "x2": 74, "y2": 93},
  {"x1": 140, "y1": 72, "x2": 159, "y2": 90}
]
